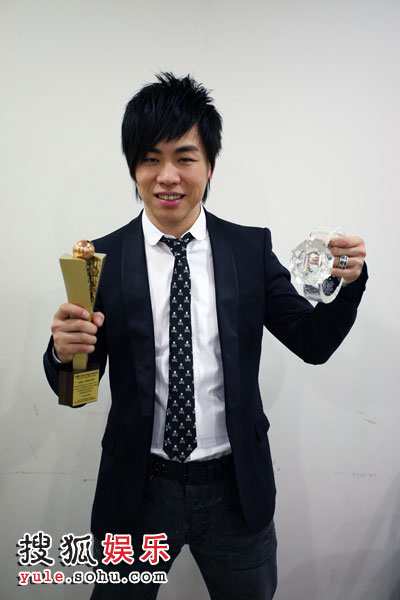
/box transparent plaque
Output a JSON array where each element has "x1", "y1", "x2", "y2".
[{"x1": 290, "y1": 227, "x2": 344, "y2": 303}]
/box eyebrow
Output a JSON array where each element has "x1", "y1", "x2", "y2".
[{"x1": 147, "y1": 144, "x2": 200, "y2": 155}]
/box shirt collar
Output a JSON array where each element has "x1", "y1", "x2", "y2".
[{"x1": 142, "y1": 205, "x2": 207, "y2": 246}]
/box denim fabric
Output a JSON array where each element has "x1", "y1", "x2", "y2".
[{"x1": 90, "y1": 472, "x2": 277, "y2": 599}]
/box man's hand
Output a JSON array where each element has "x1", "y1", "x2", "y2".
[
  {"x1": 51, "y1": 303, "x2": 105, "y2": 364},
  {"x1": 328, "y1": 236, "x2": 366, "y2": 285}
]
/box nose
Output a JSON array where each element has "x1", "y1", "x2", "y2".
[{"x1": 156, "y1": 161, "x2": 180, "y2": 186}]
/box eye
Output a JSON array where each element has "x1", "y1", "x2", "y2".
[
  {"x1": 143, "y1": 157, "x2": 158, "y2": 164},
  {"x1": 178, "y1": 157, "x2": 195, "y2": 163}
]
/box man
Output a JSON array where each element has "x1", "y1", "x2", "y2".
[{"x1": 44, "y1": 73, "x2": 367, "y2": 599}]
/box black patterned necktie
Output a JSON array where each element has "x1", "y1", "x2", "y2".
[{"x1": 161, "y1": 233, "x2": 197, "y2": 462}]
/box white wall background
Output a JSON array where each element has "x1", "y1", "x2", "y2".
[{"x1": 1, "y1": 0, "x2": 399, "y2": 598}]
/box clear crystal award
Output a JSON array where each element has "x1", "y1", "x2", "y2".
[{"x1": 289, "y1": 226, "x2": 345, "y2": 303}]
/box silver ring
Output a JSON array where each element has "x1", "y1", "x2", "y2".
[{"x1": 338, "y1": 255, "x2": 349, "y2": 269}]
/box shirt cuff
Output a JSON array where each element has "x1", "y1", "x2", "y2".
[{"x1": 52, "y1": 345, "x2": 63, "y2": 365}]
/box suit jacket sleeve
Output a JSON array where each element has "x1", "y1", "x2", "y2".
[{"x1": 263, "y1": 228, "x2": 368, "y2": 364}]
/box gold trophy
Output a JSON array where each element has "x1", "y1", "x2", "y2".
[{"x1": 58, "y1": 240, "x2": 106, "y2": 407}]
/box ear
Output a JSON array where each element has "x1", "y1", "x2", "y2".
[{"x1": 207, "y1": 163, "x2": 212, "y2": 179}]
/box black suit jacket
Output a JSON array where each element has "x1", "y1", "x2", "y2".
[{"x1": 44, "y1": 210, "x2": 368, "y2": 538}]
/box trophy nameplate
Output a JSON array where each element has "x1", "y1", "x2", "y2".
[
  {"x1": 289, "y1": 226, "x2": 344, "y2": 303},
  {"x1": 58, "y1": 240, "x2": 106, "y2": 407}
]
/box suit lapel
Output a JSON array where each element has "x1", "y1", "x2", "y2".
[
  {"x1": 205, "y1": 210, "x2": 241, "y2": 411},
  {"x1": 122, "y1": 212, "x2": 155, "y2": 417}
]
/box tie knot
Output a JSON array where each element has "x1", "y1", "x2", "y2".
[{"x1": 161, "y1": 233, "x2": 193, "y2": 257}]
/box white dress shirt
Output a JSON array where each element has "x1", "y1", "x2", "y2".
[{"x1": 142, "y1": 206, "x2": 231, "y2": 461}]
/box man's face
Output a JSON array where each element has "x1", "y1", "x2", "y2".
[{"x1": 135, "y1": 125, "x2": 212, "y2": 237}]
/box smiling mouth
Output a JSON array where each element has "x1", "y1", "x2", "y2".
[{"x1": 156, "y1": 194, "x2": 185, "y2": 200}]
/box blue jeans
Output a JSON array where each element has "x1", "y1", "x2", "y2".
[{"x1": 90, "y1": 471, "x2": 277, "y2": 599}]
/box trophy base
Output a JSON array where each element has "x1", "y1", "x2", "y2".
[{"x1": 58, "y1": 364, "x2": 99, "y2": 408}]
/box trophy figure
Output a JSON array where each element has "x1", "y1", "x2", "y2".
[
  {"x1": 58, "y1": 240, "x2": 106, "y2": 407},
  {"x1": 289, "y1": 226, "x2": 344, "y2": 303}
]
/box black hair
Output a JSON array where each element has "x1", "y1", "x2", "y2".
[{"x1": 121, "y1": 72, "x2": 222, "y2": 202}]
